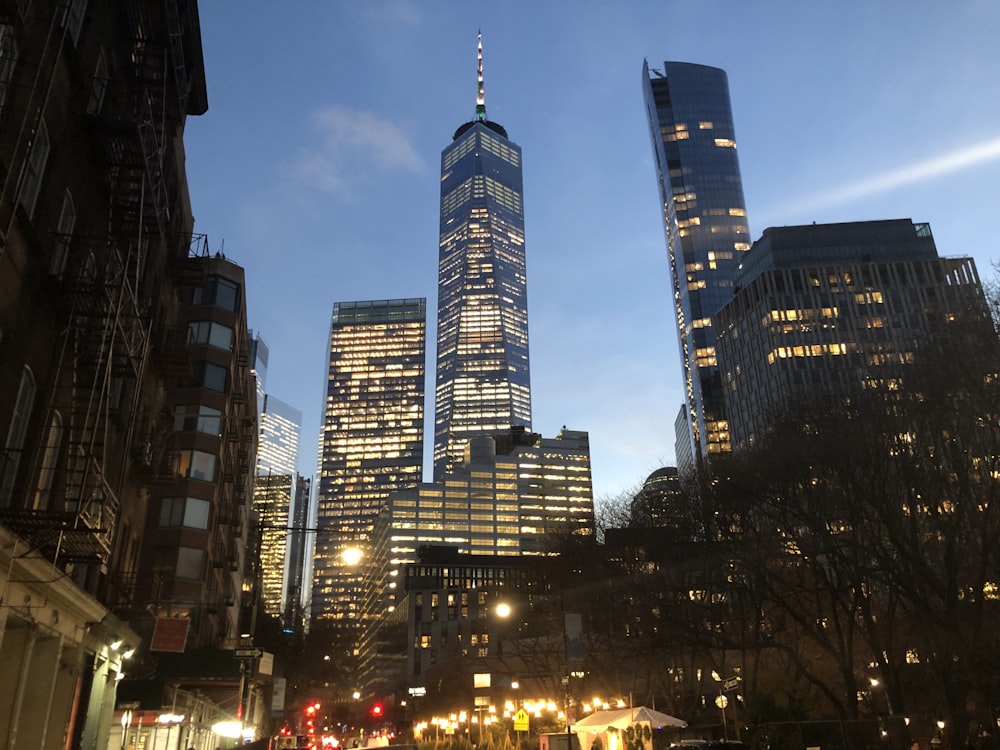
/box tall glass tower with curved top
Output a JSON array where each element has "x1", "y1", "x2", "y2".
[
  {"x1": 434, "y1": 34, "x2": 531, "y2": 480},
  {"x1": 643, "y1": 60, "x2": 751, "y2": 474}
]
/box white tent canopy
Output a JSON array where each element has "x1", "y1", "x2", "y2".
[{"x1": 572, "y1": 706, "x2": 688, "y2": 730}]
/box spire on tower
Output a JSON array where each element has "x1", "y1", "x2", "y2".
[{"x1": 476, "y1": 31, "x2": 486, "y2": 121}]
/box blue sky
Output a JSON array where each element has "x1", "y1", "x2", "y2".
[{"x1": 184, "y1": 1, "x2": 1000, "y2": 502}]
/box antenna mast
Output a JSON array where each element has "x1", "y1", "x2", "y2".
[{"x1": 476, "y1": 31, "x2": 486, "y2": 121}]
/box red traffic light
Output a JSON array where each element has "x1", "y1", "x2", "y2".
[{"x1": 369, "y1": 702, "x2": 384, "y2": 718}]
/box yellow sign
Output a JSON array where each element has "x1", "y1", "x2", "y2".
[{"x1": 514, "y1": 709, "x2": 530, "y2": 732}]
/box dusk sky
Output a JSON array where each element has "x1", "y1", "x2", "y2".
[{"x1": 184, "y1": 2, "x2": 1000, "y2": 502}]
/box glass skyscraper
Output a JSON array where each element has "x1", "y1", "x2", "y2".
[
  {"x1": 312, "y1": 298, "x2": 426, "y2": 627},
  {"x1": 254, "y1": 393, "x2": 302, "y2": 617},
  {"x1": 643, "y1": 60, "x2": 751, "y2": 472},
  {"x1": 258, "y1": 394, "x2": 302, "y2": 476},
  {"x1": 434, "y1": 34, "x2": 531, "y2": 480}
]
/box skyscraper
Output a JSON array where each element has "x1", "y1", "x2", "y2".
[
  {"x1": 254, "y1": 394, "x2": 302, "y2": 617},
  {"x1": 312, "y1": 298, "x2": 426, "y2": 627},
  {"x1": 249, "y1": 330, "x2": 269, "y2": 424},
  {"x1": 285, "y1": 473, "x2": 311, "y2": 629},
  {"x1": 257, "y1": 394, "x2": 302, "y2": 476},
  {"x1": 642, "y1": 60, "x2": 751, "y2": 474},
  {"x1": 434, "y1": 33, "x2": 531, "y2": 479}
]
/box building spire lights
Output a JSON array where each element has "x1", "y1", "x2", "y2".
[{"x1": 476, "y1": 30, "x2": 486, "y2": 121}]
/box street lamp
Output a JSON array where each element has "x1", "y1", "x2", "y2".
[
  {"x1": 712, "y1": 671, "x2": 741, "y2": 741},
  {"x1": 714, "y1": 694, "x2": 729, "y2": 741},
  {"x1": 496, "y1": 597, "x2": 578, "y2": 750}
]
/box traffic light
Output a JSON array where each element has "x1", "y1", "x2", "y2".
[
  {"x1": 305, "y1": 702, "x2": 321, "y2": 737},
  {"x1": 369, "y1": 702, "x2": 384, "y2": 719}
]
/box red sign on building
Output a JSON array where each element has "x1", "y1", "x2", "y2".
[{"x1": 150, "y1": 617, "x2": 190, "y2": 653}]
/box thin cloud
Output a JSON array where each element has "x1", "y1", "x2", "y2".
[
  {"x1": 314, "y1": 106, "x2": 424, "y2": 172},
  {"x1": 364, "y1": 0, "x2": 421, "y2": 26},
  {"x1": 778, "y1": 135, "x2": 1000, "y2": 217},
  {"x1": 285, "y1": 105, "x2": 424, "y2": 197}
]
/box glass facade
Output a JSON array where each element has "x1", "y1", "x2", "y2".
[
  {"x1": 257, "y1": 394, "x2": 301, "y2": 476},
  {"x1": 254, "y1": 394, "x2": 302, "y2": 616},
  {"x1": 285, "y1": 473, "x2": 311, "y2": 627},
  {"x1": 253, "y1": 473, "x2": 293, "y2": 616},
  {"x1": 313, "y1": 298, "x2": 426, "y2": 626},
  {"x1": 643, "y1": 60, "x2": 751, "y2": 468},
  {"x1": 434, "y1": 113, "x2": 531, "y2": 480}
]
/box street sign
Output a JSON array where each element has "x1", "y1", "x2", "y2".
[
  {"x1": 234, "y1": 647, "x2": 262, "y2": 658},
  {"x1": 514, "y1": 709, "x2": 530, "y2": 732},
  {"x1": 723, "y1": 676, "x2": 740, "y2": 691}
]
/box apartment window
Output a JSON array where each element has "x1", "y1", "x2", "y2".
[
  {"x1": 192, "y1": 361, "x2": 228, "y2": 393},
  {"x1": 49, "y1": 189, "x2": 76, "y2": 276},
  {"x1": 19, "y1": 118, "x2": 50, "y2": 218},
  {"x1": 0, "y1": 23, "x2": 17, "y2": 118},
  {"x1": 193, "y1": 276, "x2": 240, "y2": 311},
  {"x1": 0, "y1": 366, "x2": 36, "y2": 506},
  {"x1": 188, "y1": 321, "x2": 234, "y2": 351},
  {"x1": 176, "y1": 547, "x2": 205, "y2": 580},
  {"x1": 86, "y1": 46, "x2": 107, "y2": 115},
  {"x1": 160, "y1": 497, "x2": 211, "y2": 529},
  {"x1": 175, "y1": 450, "x2": 217, "y2": 482},
  {"x1": 33, "y1": 411, "x2": 63, "y2": 509},
  {"x1": 173, "y1": 404, "x2": 223, "y2": 435}
]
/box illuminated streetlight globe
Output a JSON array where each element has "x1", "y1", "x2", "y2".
[{"x1": 495, "y1": 602, "x2": 511, "y2": 619}]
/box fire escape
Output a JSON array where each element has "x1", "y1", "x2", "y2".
[{"x1": 0, "y1": 1, "x2": 206, "y2": 574}]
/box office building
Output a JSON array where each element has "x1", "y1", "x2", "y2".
[
  {"x1": 358, "y1": 428, "x2": 594, "y2": 692},
  {"x1": 401, "y1": 546, "x2": 537, "y2": 691},
  {"x1": 313, "y1": 298, "x2": 426, "y2": 628},
  {"x1": 630, "y1": 466, "x2": 682, "y2": 527},
  {"x1": 382, "y1": 427, "x2": 593, "y2": 563},
  {"x1": 255, "y1": 394, "x2": 302, "y2": 618},
  {"x1": 250, "y1": 330, "x2": 269, "y2": 423},
  {"x1": 257, "y1": 394, "x2": 301, "y2": 476},
  {"x1": 642, "y1": 60, "x2": 751, "y2": 474},
  {"x1": 253, "y1": 471, "x2": 293, "y2": 618},
  {"x1": 502, "y1": 427, "x2": 595, "y2": 554},
  {"x1": 715, "y1": 219, "x2": 985, "y2": 452},
  {"x1": 285, "y1": 473, "x2": 312, "y2": 629},
  {"x1": 434, "y1": 33, "x2": 531, "y2": 479}
]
